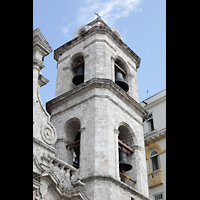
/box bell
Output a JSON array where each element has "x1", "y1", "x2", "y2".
[
  {"x1": 119, "y1": 147, "x2": 132, "y2": 172},
  {"x1": 115, "y1": 71, "x2": 129, "y2": 92},
  {"x1": 72, "y1": 65, "x2": 84, "y2": 86}
]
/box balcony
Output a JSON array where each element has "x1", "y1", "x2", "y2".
[
  {"x1": 148, "y1": 169, "x2": 163, "y2": 188},
  {"x1": 119, "y1": 172, "x2": 136, "y2": 189}
]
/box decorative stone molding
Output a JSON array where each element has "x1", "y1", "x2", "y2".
[
  {"x1": 41, "y1": 153, "x2": 78, "y2": 189},
  {"x1": 38, "y1": 74, "x2": 49, "y2": 87},
  {"x1": 33, "y1": 137, "x2": 56, "y2": 154},
  {"x1": 144, "y1": 128, "x2": 166, "y2": 144},
  {"x1": 41, "y1": 124, "x2": 57, "y2": 145}
]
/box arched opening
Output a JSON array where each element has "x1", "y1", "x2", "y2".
[
  {"x1": 71, "y1": 55, "x2": 85, "y2": 86},
  {"x1": 65, "y1": 118, "x2": 81, "y2": 168},
  {"x1": 118, "y1": 124, "x2": 136, "y2": 188},
  {"x1": 118, "y1": 125, "x2": 134, "y2": 149},
  {"x1": 73, "y1": 132, "x2": 80, "y2": 168},
  {"x1": 114, "y1": 59, "x2": 129, "y2": 92}
]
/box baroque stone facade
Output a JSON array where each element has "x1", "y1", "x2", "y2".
[{"x1": 33, "y1": 18, "x2": 151, "y2": 200}]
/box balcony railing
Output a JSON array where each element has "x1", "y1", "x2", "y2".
[
  {"x1": 119, "y1": 172, "x2": 136, "y2": 189},
  {"x1": 148, "y1": 169, "x2": 163, "y2": 188}
]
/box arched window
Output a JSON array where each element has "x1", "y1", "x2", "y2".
[
  {"x1": 150, "y1": 150, "x2": 159, "y2": 172},
  {"x1": 71, "y1": 55, "x2": 84, "y2": 86}
]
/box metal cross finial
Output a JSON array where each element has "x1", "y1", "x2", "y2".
[{"x1": 95, "y1": 12, "x2": 101, "y2": 18}]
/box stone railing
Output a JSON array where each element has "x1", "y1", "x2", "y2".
[{"x1": 41, "y1": 153, "x2": 78, "y2": 189}]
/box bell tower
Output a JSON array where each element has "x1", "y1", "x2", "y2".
[{"x1": 47, "y1": 17, "x2": 150, "y2": 200}]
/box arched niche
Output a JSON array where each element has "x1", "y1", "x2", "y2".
[{"x1": 64, "y1": 118, "x2": 81, "y2": 168}]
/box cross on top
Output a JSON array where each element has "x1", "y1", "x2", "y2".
[{"x1": 95, "y1": 12, "x2": 101, "y2": 18}]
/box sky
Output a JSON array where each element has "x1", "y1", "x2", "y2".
[{"x1": 33, "y1": 0, "x2": 166, "y2": 106}]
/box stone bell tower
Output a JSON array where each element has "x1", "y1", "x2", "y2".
[{"x1": 47, "y1": 17, "x2": 150, "y2": 200}]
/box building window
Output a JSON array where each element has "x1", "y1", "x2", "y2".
[
  {"x1": 154, "y1": 193, "x2": 163, "y2": 200},
  {"x1": 145, "y1": 114, "x2": 154, "y2": 133},
  {"x1": 150, "y1": 150, "x2": 159, "y2": 172}
]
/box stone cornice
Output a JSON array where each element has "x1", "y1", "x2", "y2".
[
  {"x1": 38, "y1": 74, "x2": 49, "y2": 87},
  {"x1": 46, "y1": 78, "x2": 148, "y2": 120},
  {"x1": 82, "y1": 175, "x2": 151, "y2": 200},
  {"x1": 33, "y1": 58, "x2": 45, "y2": 70},
  {"x1": 54, "y1": 26, "x2": 141, "y2": 68},
  {"x1": 33, "y1": 28, "x2": 52, "y2": 56},
  {"x1": 144, "y1": 128, "x2": 166, "y2": 144}
]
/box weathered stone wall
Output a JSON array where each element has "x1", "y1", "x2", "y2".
[
  {"x1": 55, "y1": 27, "x2": 139, "y2": 102},
  {"x1": 47, "y1": 78, "x2": 149, "y2": 197},
  {"x1": 34, "y1": 18, "x2": 150, "y2": 200}
]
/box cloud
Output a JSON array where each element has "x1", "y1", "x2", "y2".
[
  {"x1": 59, "y1": 21, "x2": 74, "y2": 38},
  {"x1": 77, "y1": 0, "x2": 143, "y2": 26},
  {"x1": 61, "y1": 27, "x2": 69, "y2": 36}
]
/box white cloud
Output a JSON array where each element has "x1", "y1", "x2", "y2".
[
  {"x1": 59, "y1": 22, "x2": 74, "y2": 38},
  {"x1": 77, "y1": 0, "x2": 143, "y2": 26},
  {"x1": 61, "y1": 27, "x2": 69, "y2": 36}
]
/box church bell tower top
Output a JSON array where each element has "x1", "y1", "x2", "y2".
[
  {"x1": 53, "y1": 17, "x2": 142, "y2": 101},
  {"x1": 54, "y1": 17, "x2": 140, "y2": 68}
]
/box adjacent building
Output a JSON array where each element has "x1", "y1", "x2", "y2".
[{"x1": 140, "y1": 89, "x2": 166, "y2": 200}]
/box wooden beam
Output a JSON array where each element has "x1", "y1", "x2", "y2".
[
  {"x1": 72, "y1": 61, "x2": 84, "y2": 69},
  {"x1": 118, "y1": 146, "x2": 129, "y2": 154},
  {"x1": 69, "y1": 143, "x2": 80, "y2": 150},
  {"x1": 114, "y1": 63, "x2": 126, "y2": 75},
  {"x1": 66, "y1": 140, "x2": 80, "y2": 148},
  {"x1": 118, "y1": 139, "x2": 134, "y2": 153}
]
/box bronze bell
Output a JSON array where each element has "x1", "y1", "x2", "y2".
[
  {"x1": 115, "y1": 71, "x2": 129, "y2": 92},
  {"x1": 119, "y1": 147, "x2": 132, "y2": 172},
  {"x1": 72, "y1": 65, "x2": 84, "y2": 86}
]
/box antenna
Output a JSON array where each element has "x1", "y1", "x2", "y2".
[{"x1": 146, "y1": 90, "x2": 148, "y2": 98}]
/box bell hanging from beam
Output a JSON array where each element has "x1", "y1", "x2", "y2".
[
  {"x1": 72, "y1": 64, "x2": 84, "y2": 86},
  {"x1": 119, "y1": 146, "x2": 132, "y2": 172},
  {"x1": 115, "y1": 71, "x2": 129, "y2": 92}
]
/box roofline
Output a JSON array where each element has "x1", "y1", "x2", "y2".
[
  {"x1": 140, "y1": 89, "x2": 166, "y2": 103},
  {"x1": 54, "y1": 26, "x2": 141, "y2": 68}
]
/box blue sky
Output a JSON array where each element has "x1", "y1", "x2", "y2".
[{"x1": 33, "y1": 0, "x2": 166, "y2": 105}]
